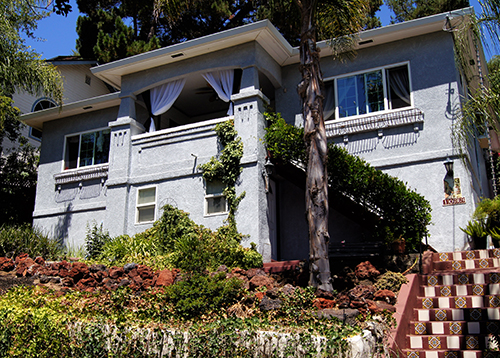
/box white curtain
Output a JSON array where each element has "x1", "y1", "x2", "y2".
[
  {"x1": 202, "y1": 70, "x2": 234, "y2": 116},
  {"x1": 149, "y1": 78, "x2": 186, "y2": 132},
  {"x1": 388, "y1": 67, "x2": 411, "y2": 106}
]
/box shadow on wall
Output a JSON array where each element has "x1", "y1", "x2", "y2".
[{"x1": 53, "y1": 203, "x2": 73, "y2": 246}]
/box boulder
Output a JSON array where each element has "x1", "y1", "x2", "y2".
[
  {"x1": 109, "y1": 267, "x2": 124, "y2": 279},
  {"x1": 154, "y1": 269, "x2": 176, "y2": 287},
  {"x1": 374, "y1": 289, "x2": 396, "y2": 304},
  {"x1": 354, "y1": 261, "x2": 380, "y2": 280},
  {"x1": 348, "y1": 285, "x2": 376, "y2": 301},
  {"x1": 313, "y1": 298, "x2": 336, "y2": 309},
  {"x1": 0, "y1": 257, "x2": 15, "y2": 271},
  {"x1": 249, "y1": 275, "x2": 275, "y2": 291},
  {"x1": 259, "y1": 296, "x2": 282, "y2": 311}
]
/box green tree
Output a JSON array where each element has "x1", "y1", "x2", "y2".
[
  {"x1": 386, "y1": 0, "x2": 469, "y2": 23},
  {"x1": 0, "y1": 0, "x2": 64, "y2": 224}
]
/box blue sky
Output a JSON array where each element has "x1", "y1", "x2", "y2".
[{"x1": 24, "y1": 0, "x2": 496, "y2": 61}]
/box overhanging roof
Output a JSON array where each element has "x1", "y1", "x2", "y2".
[{"x1": 92, "y1": 7, "x2": 474, "y2": 89}]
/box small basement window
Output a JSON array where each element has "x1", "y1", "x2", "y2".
[
  {"x1": 136, "y1": 187, "x2": 156, "y2": 224},
  {"x1": 205, "y1": 180, "x2": 227, "y2": 215}
]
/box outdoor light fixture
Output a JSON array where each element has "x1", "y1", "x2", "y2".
[
  {"x1": 263, "y1": 157, "x2": 274, "y2": 194},
  {"x1": 444, "y1": 157, "x2": 454, "y2": 175}
]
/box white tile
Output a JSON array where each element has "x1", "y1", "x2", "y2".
[
  {"x1": 468, "y1": 322, "x2": 481, "y2": 334},
  {"x1": 456, "y1": 285, "x2": 468, "y2": 296},
  {"x1": 463, "y1": 351, "x2": 478, "y2": 358},
  {"x1": 418, "y1": 309, "x2": 430, "y2": 321},
  {"x1": 431, "y1": 322, "x2": 444, "y2": 334},
  {"x1": 447, "y1": 335, "x2": 460, "y2": 349},
  {"x1": 438, "y1": 297, "x2": 450, "y2": 308},
  {"x1": 425, "y1": 352, "x2": 438, "y2": 358},
  {"x1": 491, "y1": 284, "x2": 500, "y2": 295},
  {"x1": 479, "y1": 250, "x2": 488, "y2": 258},
  {"x1": 424, "y1": 286, "x2": 435, "y2": 297},
  {"x1": 410, "y1": 336, "x2": 423, "y2": 349},
  {"x1": 488, "y1": 308, "x2": 500, "y2": 320},
  {"x1": 494, "y1": 258, "x2": 500, "y2": 267},
  {"x1": 442, "y1": 275, "x2": 453, "y2": 286},
  {"x1": 465, "y1": 260, "x2": 475, "y2": 269},
  {"x1": 473, "y1": 273, "x2": 485, "y2": 284},
  {"x1": 452, "y1": 309, "x2": 464, "y2": 320},
  {"x1": 471, "y1": 296, "x2": 483, "y2": 308},
  {"x1": 453, "y1": 252, "x2": 462, "y2": 260}
]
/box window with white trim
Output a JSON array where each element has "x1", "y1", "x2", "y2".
[
  {"x1": 136, "y1": 187, "x2": 156, "y2": 224},
  {"x1": 325, "y1": 63, "x2": 411, "y2": 120},
  {"x1": 64, "y1": 129, "x2": 110, "y2": 170},
  {"x1": 205, "y1": 180, "x2": 227, "y2": 215}
]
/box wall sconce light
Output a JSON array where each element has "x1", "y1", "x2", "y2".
[
  {"x1": 262, "y1": 157, "x2": 274, "y2": 194},
  {"x1": 444, "y1": 157, "x2": 454, "y2": 175}
]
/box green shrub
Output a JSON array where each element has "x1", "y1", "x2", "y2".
[
  {"x1": 84, "y1": 222, "x2": 112, "y2": 259},
  {"x1": 164, "y1": 272, "x2": 243, "y2": 319},
  {"x1": 0, "y1": 224, "x2": 62, "y2": 259}
]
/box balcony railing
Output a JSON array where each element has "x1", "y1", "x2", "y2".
[
  {"x1": 54, "y1": 165, "x2": 109, "y2": 185},
  {"x1": 325, "y1": 108, "x2": 424, "y2": 139}
]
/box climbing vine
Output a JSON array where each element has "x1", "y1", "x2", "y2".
[{"x1": 198, "y1": 119, "x2": 246, "y2": 228}]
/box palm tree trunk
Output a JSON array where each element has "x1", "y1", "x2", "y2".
[{"x1": 296, "y1": 0, "x2": 333, "y2": 292}]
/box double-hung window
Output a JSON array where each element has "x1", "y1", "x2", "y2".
[
  {"x1": 325, "y1": 63, "x2": 411, "y2": 120},
  {"x1": 64, "y1": 129, "x2": 111, "y2": 170},
  {"x1": 136, "y1": 187, "x2": 156, "y2": 224},
  {"x1": 205, "y1": 180, "x2": 227, "y2": 215}
]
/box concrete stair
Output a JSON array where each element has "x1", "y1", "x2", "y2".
[{"x1": 402, "y1": 248, "x2": 500, "y2": 358}]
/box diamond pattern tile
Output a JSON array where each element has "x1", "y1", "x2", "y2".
[
  {"x1": 435, "y1": 309, "x2": 447, "y2": 321},
  {"x1": 470, "y1": 308, "x2": 482, "y2": 321},
  {"x1": 466, "y1": 251, "x2": 476, "y2": 260},
  {"x1": 487, "y1": 321, "x2": 500, "y2": 334},
  {"x1": 422, "y1": 298, "x2": 433, "y2": 309},
  {"x1": 484, "y1": 352, "x2": 500, "y2": 358},
  {"x1": 454, "y1": 297, "x2": 466, "y2": 308},
  {"x1": 449, "y1": 322, "x2": 462, "y2": 335},
  {"x1": 414, "y1": 322, "x2": 426, "y2": 335},
  {"x1": 427, "y1": 275, "x2": 438, "y2": 286},
  {"x1": 490, "y1": 295, "x2": 500, "y2": 307},
  {"x1": 407, "y1": 351, "x2": 420, "y2": 358},
  {"x1": 428, "y1": 336, "x2": 441, "y2": 349},
  {"x1": 479, "y1": 258, "x2": 490, "y2": 268},
  {"x1": 444, "y1": 352, "x2": 458, "y2": 358},
  {"x1": 472, "y1": 284, "x2": 485, "y2": 296},
  {"x1": 452, "y1": 261, "x2": 462, "y2": 270},
  {"x1": 458, "y1": 274, "x2": 469, "y2": 285},
  {"x1": 493, "y1": 248, "x2": 500, "y2": 258},
  {"x1": 439, "y1": 253, "x2": 449, "y2": 261},
  {"x1": 491, "y1": 272, "x2": 500, "y2": 283},
  {"x1": 440, "y1": 286, "x2": 451, "y2": 296},
  {"x1": 465, "y1": 335, "x2": 479, "y2": 349}
]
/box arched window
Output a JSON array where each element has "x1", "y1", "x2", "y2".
[{"x1": 31, "y1": 98, "x2": 57, "y2": 112}]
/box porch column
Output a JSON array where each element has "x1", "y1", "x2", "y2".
[
  {"x1": 105, "y1": 94, "x2": 145, "y2": 238},
  {"x1": 232, "y1": 77, "x2": 275, "y2": 262}
]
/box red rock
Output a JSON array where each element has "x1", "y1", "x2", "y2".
[
  {"x1": 313, "y1": 298, "x2": 336, "y2": 309},
  {"x1": 246, "y1": 268, "x2": 266, "y2": 279},
  {"x1": 77, "y1": 277, "x2": 98, "y2": 290},
  {"x1": 68, "y1": 262, "x2": 89, "y2": 281},
  {"x1": 337, "y1": 294, "x2": 350, "y2": 309},
  {"x1": 143, "y1": 279, "x2": 153, "y2": 288},
  {"x1": 109, "y1": 267, "x2": 124, "y2": 279},
  {"x1": 62, "y1": 277, "x2": 74, "y2": 287},
  {"x1": 154, "y1": 269, "x2": 175, "y2": 287},
  {"x1": 0, "y1": 257, "x2": 15, "y2": 271},
  {"x1": 249, "y1": 275, "x2": 275, "y2": 291},
  {"x1": 128, "y1": 268, "x2": 139, "y2": 278},
  {"x1": 34, "y1": 257, "x2": 45, "y2": 266},
  {"x1": 137, "y1": 265, "x2": 153, "y2": 280},
  {"x1": 354, "y1": 261, "x2": 380, "y2": 280},
  {"x1": 348, "y1": 285, "x2": 376, "y2": 301},
  {"x1": 255, "y1": 291, "x2": 265, "y2": 300},
  {"x1": 58, "y1": 268, "x2": 69, "y2": 278},
  {"x1": 15, "y1": 253, "x2": 29, "y2": 264},
  {"x1": 374, "y1": 289, "x2": 396, "y2": 304}
]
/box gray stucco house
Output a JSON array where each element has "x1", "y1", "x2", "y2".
[{"x1": 22, "y1": 8, "x2": 492, "y2": 262}]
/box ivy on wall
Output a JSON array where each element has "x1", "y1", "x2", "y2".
[{"x1": 198, "y1": 119, "x2": 246, "y2": 228}]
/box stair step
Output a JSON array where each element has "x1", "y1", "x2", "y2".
[
  {"x1": 418, "y1": 295, "x2": 500, "y2": 309},
  {"x1": 408, "y1": 334, "x2": 496, "y2": 350},
  {"x1": 415, "y1": 307, "x2": 500, "y2": 321},
  {"x1": 421, "y1": 284, "x2": 500, "y2": 297},
  {"x1": 433, "y1": 258, "x2": 500, "y2": 271},
  {"x1": 403, "y1": 350, "x2": 499, "y2": 358},
  {"x1": 422, "y1": 272, "x2": 500, "y2": 286},
  {"x1": 410, "y1": 321, "x2": 500, "y2": 335},
  {"x1": 433, "y1": 249, "x2": 500, "y2": 262}
]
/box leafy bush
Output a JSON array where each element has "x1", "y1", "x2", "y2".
[
  {"x1": 164, "y1": 272, "x2": 243, "y2": 319},
  {"x1": 263, "y1": 112, "x2": 432, "y2": 251},
  {"x1": 84, "y1": 222, "x2": 111, "y2": 259},
  {"x1": 0, "y1": 224, "x2": 62, "y2": 259},
  {"x1": 95, "y1": 205, "x2": 262, "y2": 272}
]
